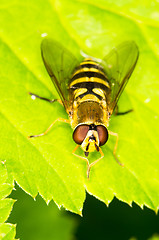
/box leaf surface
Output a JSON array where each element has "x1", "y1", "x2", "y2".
[
  {"x1": 0, "y1": 223, "x2": 16, "y2": 240},
  {"x1": 0, "y1": 0, "x2": 159, "y2": 215}
]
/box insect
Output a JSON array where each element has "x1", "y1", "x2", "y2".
[{"x1": 28, "y1": 38, "x2": 139, "y2": 178}]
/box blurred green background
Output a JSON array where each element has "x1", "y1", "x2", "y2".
[{"x1": 8, "y1": 185, "x2": 159, "y2": 240}]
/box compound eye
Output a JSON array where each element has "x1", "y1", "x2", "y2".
[
  {"x1": 97, "y1": 125, "x2": 108, "y2": 146},
  {"x1": 73, "y1": 125, "x2": 89, "y2": 145}
]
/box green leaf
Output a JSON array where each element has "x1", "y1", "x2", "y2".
[
  {"x1": 0, "y1": 1, "x2": 85, "y2": 215},
  {"x1": 0, "y1": 199, "x2": 15, "y2": 224},
  {"x1": 0, "y1": 162, "x2": 15, "y2": 239},
  {"x1": 0, "y1": 0, "x2": 159, "y2": 216},
  {"x1": 0, "y1": 161, "x2": 13, "y2": 200},
  {"x1": 0, "y1": 223, "x2": 16, "y2": 240}
]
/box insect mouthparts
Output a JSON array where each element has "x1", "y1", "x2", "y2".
[
  {"x1": 85, "y1": 151, "x2": 89, "y2": 157},
  {"x1": 89, "y1": 135, "x2": 96, "y2": 141}
]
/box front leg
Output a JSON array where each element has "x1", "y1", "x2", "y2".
[
  {"x1": 108, "y1": 130, "x2": 124, "y2": 166},
  {"x1": 87, "y1": 147, "x2": 104, "y2": 178},
  {"x1": 72, "y1": 145, "x2": 104, "y2": 179}
]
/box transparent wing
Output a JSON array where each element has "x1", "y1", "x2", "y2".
[
  {"x1": 41, "y1": 38, "x2": 82, "y2": 110},
  {"x1": 101, "y1": 41, "x2": 139, "y2": 114}
]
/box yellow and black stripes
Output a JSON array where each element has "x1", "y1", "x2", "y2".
[
  {"x1": 69, "y1": 58, "x2": 110, "y2": 101},
  {"x1": 73, "y1": 59, "x2": 105, "y2": 76}
]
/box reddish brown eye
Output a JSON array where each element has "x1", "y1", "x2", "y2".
[
  {"x1": 73, "y1": 125, "x2": 89, "y2": 145},
  {"x1": 97, "y1": 125, "x2": 108, "y2": 146}
]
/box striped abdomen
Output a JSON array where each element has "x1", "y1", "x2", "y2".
[{"x1": 69, "y1": 58, "x2": 110, "y2": 128}]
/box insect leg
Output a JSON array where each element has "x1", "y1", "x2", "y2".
[
  {"x1": 28, "y1": 118, "x2": 69, "y2": 138},
  {"x1": 29, "y1": 92, "x2": 63, "y2": 105},
  {"x1": 87, "y1": 147, "x2": 104, "y2": 179},
  {"x1": 114, "y1": 106, "x2": 133, "y2": 115},
  {"x1": 116, "y1": 109, "x2": 133, "y2": 115},
  {"x1": 108, "y1": 130, "x2": 124, "y2": 166},
  {"x1": 72, "y1": 145, "x2": 90, "y2": 178}
]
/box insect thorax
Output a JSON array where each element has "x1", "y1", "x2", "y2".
[{"x1": 71, "y1": 100, "x2": 109, "y2": 128}]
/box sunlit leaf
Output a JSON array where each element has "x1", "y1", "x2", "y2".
[
  {"x1": 0, "y1": 0, "x2": 159, "y2": 217},
  {"x1": 0, "y1": 223, "x2": 16, "y2": 240}
]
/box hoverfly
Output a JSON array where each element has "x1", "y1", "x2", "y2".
[{"x1": 28, "y1": 38, "x2": 139, "y2": 178}]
